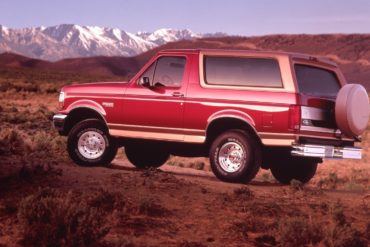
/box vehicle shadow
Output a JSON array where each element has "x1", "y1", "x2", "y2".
[{"x1": 109, "y1": 163, "x2": 282, "y2": 187}]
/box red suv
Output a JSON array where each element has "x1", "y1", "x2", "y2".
[{"x1": 53, "y1": 49, "x2": 370, "y2": 184}]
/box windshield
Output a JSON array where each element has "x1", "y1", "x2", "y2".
[{"x1": 295, "y1": 64, "x2": 341, "y2": 98}]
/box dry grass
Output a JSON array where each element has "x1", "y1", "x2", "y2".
[
  {"x1": 17, "y1": 188, "x2": 112, "y2": 246},
  {"x1": 0, "y1": 72, "x2": 369, "y2": 246},
  {"x1": 277, "y1": 217, "x2": 324, "y2": 247}
]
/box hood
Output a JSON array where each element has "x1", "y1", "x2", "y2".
[{"x1": 62, "y1": 81, "x2": 130, "y2": 95}]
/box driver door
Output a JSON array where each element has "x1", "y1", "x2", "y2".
[{"x1": 120, "y1": 55, "x2": 188, "y2": 141}]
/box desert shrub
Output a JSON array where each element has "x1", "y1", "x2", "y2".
[
  {"x1": 31, "y1": 132, "x2": 53, "y2": 153},
  {"x1": 17, "y1": 163, "x2": 63, "y2": 183},
  {"x1": 261, "y1": 172, "x2": 274, "y2": 182},
  {"x1": 193, "y1": 161, "x2": 206, "y2": 170},
  {"x1": 0, "y1": 81, "x2": 12, "y2": 92},
  {"x1": 12, "y1": 82, "x2": 40, "y2": 93},
  {"x1": 317, "y1": 172, "x2": 344, "y2": 189},
  {"x1": 230, "y1": 221, "x2": 249, "y2": 239},
  {"x1": 137, "y1": 198, "x2": 169, "y2": 217},
  {"x1": 325, "y1": 225, "x2": 366, "y2": 247},
  {"x1": 255, "y1": 234, "x2": 276, "y2": 246},
  {"x1": 0, "y1": 129, "x2": 30, "y2": 156},
  {"x1": 290, "y1": 179, "x2": 304, "y2": 191},
  {"x1": 331, "y1": 202, "x2": 347, "y2": 226},
  {"x1": 342, "y1": 169, "x2": 368, "y2": 192},
  {"x1": 8, "y1": 106, "x2": 18, "y2": 112},
  {"x1": 178, "y1": 241, "x2": 207, "y2": 247},
  {"x1": 30, "y1": 132, "x2": 67, "y2": 160},
  {"x1": 6, "y1": 112, "x2": 28, "y2": 124},
  {"x1": 167, "y1": 160, "x2": 176, "y2": 166},
  {"x1": 39, "y1": 83, "x2": 59, "y2": 94},
  {"x1": 246, "y1": 201, "x2": 283, "y2": 217},
  {"x1": 233, "y1": 187, "x2": 254, "y2": 200},
  {"x1": 344, "y1": 182, "x2": 366, "y2": 192},
  {"x1": 88, "y1": 188, "x2": 126, "y2": 213},
  {"x1": 0, "y1": 200, "x2": 18, "y2": 216},
  {"x1": 365, "y1": 222, "x2": 370, "y2": 240},
  {"x1": 17, "y1": 188, "x2": 111, "y2": 247},
  {"x1": 323, "y1": 202, "x2": 367, "y2": 247},
  {"x1": 36, "y1": 105, "x2": 54, "y2": 121},
  {"x1": 277, "y1": 217, "x2": 324, "y2": 247},
  {"x1": 319, "y1": 201, "x2": 330, "y2": 214},
  {"x1": 231, "y1": 217, "x2": 270, "y2": 236},
  {"x1": 167, "y1": 159, "x2": 207, "y2": 171}
]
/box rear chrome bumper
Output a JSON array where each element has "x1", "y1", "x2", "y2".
[
  {"x1": 292, "y1": 144, "x2": 362, "y2": 159},
  {"x1": 53, "y1": 114, "x2": 67, "y2": 132}
]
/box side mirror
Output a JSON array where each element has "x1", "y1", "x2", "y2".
[{"x1": 141, "y1": 77, "x2": 151, "y2": 87}]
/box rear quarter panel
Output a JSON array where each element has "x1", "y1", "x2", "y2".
[{"x1": 184, "y1": 52, "x2": 298, "y2": 143}]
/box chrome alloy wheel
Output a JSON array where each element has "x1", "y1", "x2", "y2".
[
  {"x1": 218, "y1": 142, "x2": 245, "y2": 173},
  {"x1": 77, "y1": 131, "x2": 106, "y2": 159}
]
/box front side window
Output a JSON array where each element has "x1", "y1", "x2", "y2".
[
  {"x1": 139, "y1": 56, "x2": 186, "y2": 88},
  {"x1": 153, "y1": 57, "x2": 186, "y2": 87},
  {"x1": 295, "y1": 64, "x2": 340, "y2": 97},
  {"x1": 204, "y1": 56, "x2": 283, "y2": 88}
]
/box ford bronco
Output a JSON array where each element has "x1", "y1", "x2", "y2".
[{"x1": 53, "y1": 49, "x2": 370, "y2": 184}]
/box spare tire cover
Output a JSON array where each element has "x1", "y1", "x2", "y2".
[{"x1": 335, "y1": 84, "x2": 370, "y2": 137}]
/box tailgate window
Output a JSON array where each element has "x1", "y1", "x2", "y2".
[{"x1": 295, "y1": 64, "x2": 340, "y2": 97}]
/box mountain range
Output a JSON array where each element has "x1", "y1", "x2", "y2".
[
  {"x1": 0, "y1": 24, "x2": 225, "y2": 61},
  {"x1": 1, "y1": 33, "x2": 370, "y2": 89}
]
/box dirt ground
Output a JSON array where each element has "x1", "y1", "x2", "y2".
[{"x1": 0, "y1": 92, "x2": 369, "y2": 247}]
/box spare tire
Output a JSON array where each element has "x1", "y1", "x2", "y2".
[{"x1": 335, "y1": 84, "x2": 370, "y2": 137}]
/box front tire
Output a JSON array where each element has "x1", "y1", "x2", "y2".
[
  {"x1": 125, "y1": 142, "x2": 169, "y2": 169},
  {"x1": 209, "y1": 130, "x2": 261, "y2": 183},
  {"x1": 67, "y1": 119, "x2": 117, "y2": 167},
  {"x1": 270, "y1": 158, "x2": 318, "y2": 184}
]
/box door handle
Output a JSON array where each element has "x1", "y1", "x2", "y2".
[{"x1": 172, "y1": 92, "x2": 184, "y2": 97}]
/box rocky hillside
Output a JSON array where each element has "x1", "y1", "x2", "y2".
[{"x1": 0, "y1": 34, "x2": 369, "y2": 88}]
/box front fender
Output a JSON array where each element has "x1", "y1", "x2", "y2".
[{"x1": 62, "y1": 99, "x2": 106, "y2": 117}]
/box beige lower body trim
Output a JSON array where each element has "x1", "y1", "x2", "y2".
[
  {"x1": 108, "y1": 124, "x2": 206, "y2": 143},
  {"x1": 260, "y1": 132, "x2": 295, "y2": 146},
  {"x1": 109, "y1": 124, "x2": 296, "y2": 146},
  {"x1": 261, "y1": 138, "x2": 295, "y2": 146}
]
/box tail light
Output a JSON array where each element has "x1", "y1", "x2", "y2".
[{"x1": 289, "y1": 105, "x2": 301, "y2": 131}]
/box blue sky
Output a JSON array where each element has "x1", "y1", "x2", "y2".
[{"x1": 1, "y1": 0, "x2": 370, "y2": 35}]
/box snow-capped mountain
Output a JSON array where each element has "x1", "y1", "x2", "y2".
[
  {"x1": 136, "y1": 28, "x2": 201, "y2": 45},
  {"x1": 0, "y1": 24, "x2": 225, "y2": 61}
]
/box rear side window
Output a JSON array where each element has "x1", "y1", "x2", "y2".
[
  {"x1": 204, "y1": 56, "x2": 282, "y2": 88},
  {"x1": 295, "y1": 64, "x2": 340, "y2": 97}
]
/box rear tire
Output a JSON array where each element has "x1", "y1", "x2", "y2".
[
  {"x1": 270, "y1": 158, "x2": 318, "y2": 184},
  {"x1": 67, "y1": 119, "x2": 117, "y2": 167},
  {"x1": 209, "y1": 130, "x2": 261, "y2": 183},
  {"x1": 125, "y1": 142, "x2": 169, "y2": 169}
]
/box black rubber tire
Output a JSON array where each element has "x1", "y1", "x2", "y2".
[
  {"x1": 209, "y1": 130, "x2": 261, "y2": 183},
  {"x1": 270, "y1": 158, "x2": 318, "y2": 184},
  {"x1": 67, "y1": 119, "x2": 117, "y2": 167},
  {"x1": 125, "y1": 143, "x2": 169, "y2": 169}
]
